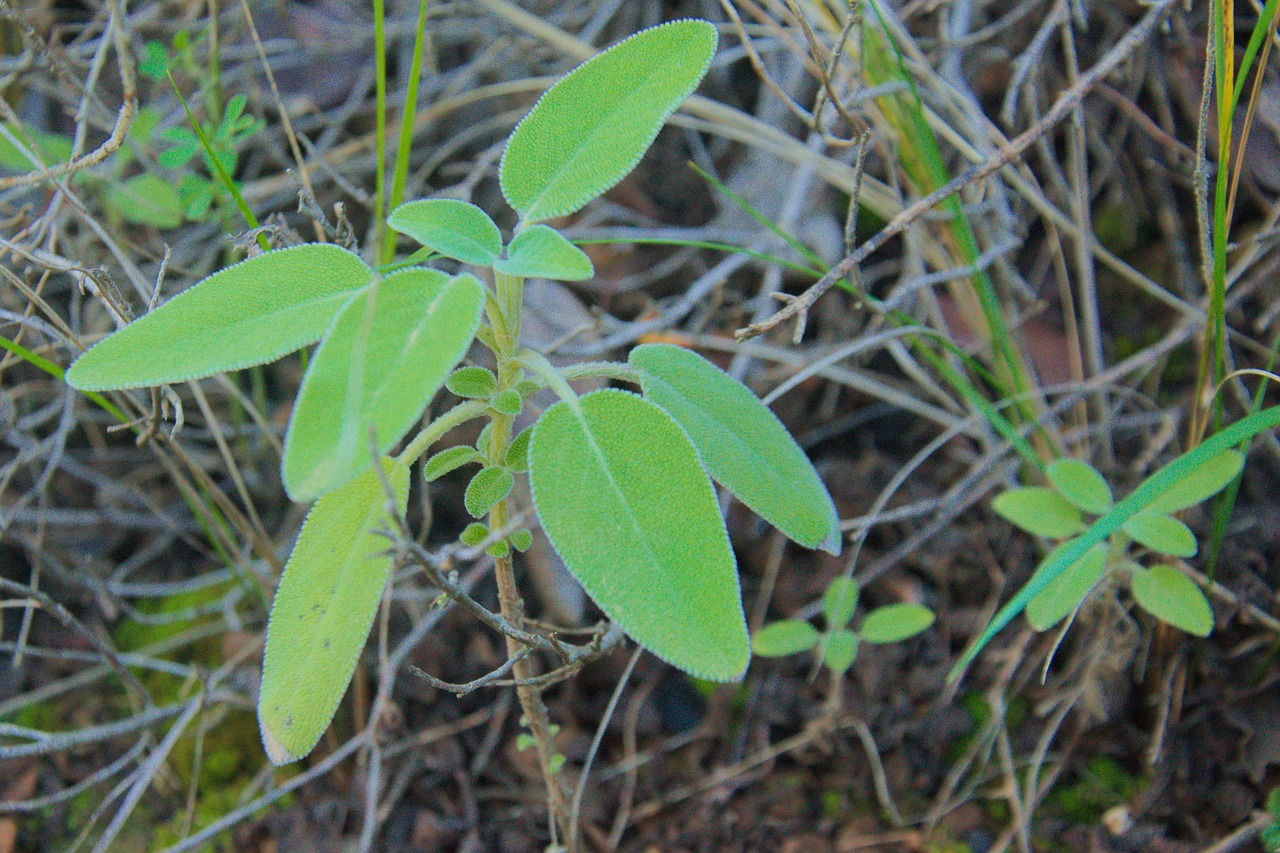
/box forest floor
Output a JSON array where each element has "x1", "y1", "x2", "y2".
[{"x1": 2, "y1": 0, "x2": 1280, "y2": 851}]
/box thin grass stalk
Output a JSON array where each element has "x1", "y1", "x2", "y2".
[
  {"x1": 373, "y1": 0, "x2": 388, "y2": 260},
  {"x1": 381, "y1": 0, "x2": 431, "y2": 266}
]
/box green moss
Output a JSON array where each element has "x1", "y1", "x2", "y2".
[{"x1": 1050, "y1": 755, "x2": 1145, "y2": 823}]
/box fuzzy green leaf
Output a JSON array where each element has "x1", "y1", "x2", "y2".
[
  {"x1": 505, "y1": 425, "x2": 533, "y2": 472},
  {"x1": 447, "y1": 366, "x2": 498, "y2": 399},
  {"x1": 1130, "y1": 565, "x2": 1213, "y2": 636},
  {"x1": 822, "y1": 578, "x2": 859, "y2": 629},
  {"x1": 751, "y1": 620, "x2": 819, "y2": 657},
  {"x1": 822, "y1": 629, "x2": 859, "y2": 674},
  {"x1": 1025, "y1": 542, "x2": 1108, "y2": 631},
  {"x1": 1147, "y1": 450, "x2": 1244, "y2": 513},
  {"x1": 464, "y1": 466, "x2": 514, "y2": 518},
  {"x1": 1122, "y1": 511, "x2": 1198, "y2": 557},
  {"x1": 1046, "y1": 458, "x2": 1112, "y2": 514},
  {"x1": 992, "y1": 487, "x2": 1085, "y2": 538},
  {"x1": 490, "y1": 388, "x2": 523, "y2": 416},
  {"x1": 630, "y1": 343, "x2": 841, "y2": 553},
  {"x1": 423, "y1": 445, "x2": 483, "y2": 482},
  {"x1": 460, "y1": 522, "x2": 489, "y2": 546},
  {"x1": 529, "y1": 389, "x2": 748, "y2": 680},
  {"x1": 387, "y1": 199, "x2": 502, "y2": 266},
  {"x1": 494, "y1": 225, "x2": 594, "y2": 280},
  {"x1": 283, "y1": 270, "x2": 484, "y2": 501},
  {"x1": 511, "y1": 529, "x2": 533, "y2": 551},
  {"x1": 66, "y1": 245, "x2": 372, "y2": 391},
  {"x1": 108, "y1": 173, "x2": 184, "y2": 229},
  {"x1": 258, "y1": 458, "x2": 409, "y2": 765},
  {"x1": 500, "y1": 20, "x2": 717, "y2": 223},
  {"x1": 859, "y1": 603, "x2": 934, "y2": 644}
]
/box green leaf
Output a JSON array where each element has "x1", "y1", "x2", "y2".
[
  {"x1": 387, "y1": 199, "x2": 502, "y2": 266},
  {"x1": 952, "y1": 406, "x2": 1280, "y2": 682},
  {"x1": 1130, "y1": 565, "x2": 1213, "y2": 636},
  {"x1": 460, "y1": 522, "x2": 489, "y2": 546},
  {"x1": 139, "y1": 41, "x2": 171, "y2": 80},
  {"x1": 505, "y1": 425, "x2": 533, "y2": 472},
  {"x1": 859, "y1": 603, "x2": 934, "y2": 644},
  {"x1": 511, "y1": 529, "x2": 533, "y2": 551},
  {"x1": 65, "y1": 245, "x2": 372, "y2": 391},
  {"x1": 751, "y1": 620, "x2": 819, "y2": 657},
  {"x1": 821, "y1": 629, "x2": 859, "y2": 674},
  {"x1": 282, "y1": 270, "x2": 484, "y2": 501},
  {"x1": 1046, "y1": 458, "x2": 1112, "y2": 514},
  {"x1": 529, "y1": 389, "x2": 748, "y2": 680},
  {"x1": 1025, "y1": 542, "x2": 1108, "y2": 631},
  {"x1": 630, "y1": 343, "x2": 841, "y2": 554},
  {"x1": 822, "y1": 578, "x2": 859, "y2": 629},
  {"x1": 258, "y1": 458, "x2": 409, "y2": 765},
  {"x1": 158, "y1": 126, "x2": 199, "y2": 168},
  {"x1": 107, "y1": 173, "x2": 184, "y2": 229},
  {"x1": 500, "y1": 20, "x2": 717, "y2": 223},
  {"x1": 992, "y1": 487, "x2": 1085, "y2": 538},
  {"x1": 487, "y1": 539, "x2": 510, "y2": 558},
  {"x1": 464, "y1": 466, "x2": 514, "y2": 518},
  {"x1": 1147, "y1": 450, "x2": 1244, "y2": 513},
  {"x1": 446, "y1": 366, "x2": 498, "y2": 399},
  {"x1": 422, "y1": 445, "x2": 483, "y2": 482},
  {"x1": 0, "y1": 124, "x2": 72, "y2": 170},
  {"x1": 490, "y1": 388, "x2": 523, "y2": 416},
  {"x1": 1122, "y1": 511, "x2": 1198, "y2": 558},
  {"x1": 494, "y1": 225, "x2": 594, "y2": 280}
]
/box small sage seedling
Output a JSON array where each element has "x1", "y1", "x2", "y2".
[
  {"x1": 65, "y1": 19, "x2": 844, "y2": 767},
  {"x1": 992, "y1": 450, "x2": 1245, "y2": 638},
  {"x1": 951, "y1": 406, "x2": 1280, "y2": 681},
  {"x1": 752, "y1": 577, "x2": 934, "y2": 674}
]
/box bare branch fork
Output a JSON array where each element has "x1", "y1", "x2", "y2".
[{"x1": 736, "y1": 0, "x2": 1182, "y2": 343}]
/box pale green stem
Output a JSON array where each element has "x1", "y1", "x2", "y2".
[
  {"x1": 396, "y1": 399, "x2": 488, "y2": 467},
  {"x1": 480, "y1": 271, "x2": 570, "y2": 838}
]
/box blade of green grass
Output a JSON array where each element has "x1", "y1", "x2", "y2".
[{"x1": 1, "y1": 333, "x2": 126, "y2": 422}]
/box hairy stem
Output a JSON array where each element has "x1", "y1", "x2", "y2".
[{"x1": 484, "y1": 270, "x2": 569, "y2": 837}]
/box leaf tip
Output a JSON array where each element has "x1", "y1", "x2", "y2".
[{"x1": 258, "y1": 715, "x2": 300, "y2": 766}]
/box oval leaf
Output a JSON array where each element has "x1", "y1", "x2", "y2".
[
  {"x1": 283, "y1": 270, "x2": 484, "y2": 501},
  {"x1": 1046, "y1": 458, "x2": 1113, "y2": 514},
  {"x1": 821, "y1": 629, "x2": 859, "y2": 674},
  {"x1": 464, "y1": 466, "x2": 514, "y2": 518},
  {"x1": 822, "y1": 578, "x2": 859, "y2": 629},
  {"x1": 447, "y1": 365, "x2": 498, "y2": 399},
  {"x1": 109, "y1": 173, "x2": 184, "y2": 228},
  {"x1": 258, "y1": 458, "x2": 410, "y2": 765},
  {"x1": 423, "y1": 445, "x2": 483, "y2": 482},
  {"x1": 529, "y1": 389, "x2": 748, "y2": 680},
  {"x1": 630, "y1": 343, "x2": 841, "y2": 554},
  {"x1": 387, "y1": 199, "x2": 502, "y2": 266},
  {"x1": 66, "y1": 244, "x2": 372, "y2": 391},
  {"x1": 1025, "y1": 542, "x2": 1108, "y2": 631},
  {"x1": 505, "y1": 425, "x2": 533, "y2": 472},
  {"x1": 494, "y1": 225, "x2": 594, "y2": 280},
  {"x1": 1130, "y1": 564, "x2": 1213, "y2": 636},
  {"x1": 1122, "y1": 511, "x2": 1198, "y2": 558},
  {"x1": 859, "y1": 603, "x2": 934, "y2": 644},
  {"x1": 500, "y1": 20, "x2": 717, "y2": 223},
  {"x1": 1147, "y1": 450, "x2": 1244, "y2": 514},
  {"x1": 490, "y1": 388, "x2": 523, "y2": 416},
  {"x1": 992, "y1": 487, "x2": 1085, "y2": 538},
  {"x1": 752, "y1": 620, "x2": 819, "y2": 657}
]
